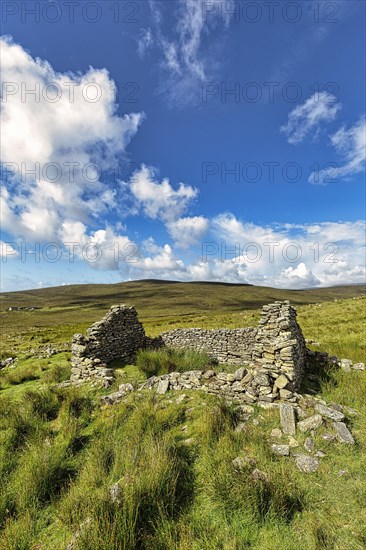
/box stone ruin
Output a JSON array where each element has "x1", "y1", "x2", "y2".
[
  {"x1": 69, "y1": 300, "x2": 307, "y2": 398},
  {"x1": 70, "y1": 305, "x2": 147, "y2": 386},
  {"x1": 65, "y1": 299, "x2": 363, "y2": 481}
]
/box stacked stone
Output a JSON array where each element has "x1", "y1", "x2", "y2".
[
  {"x1": 68, "y1": 300, "x2": 308, "y2": 388},
  {"x1": 70, "y1": 305, "x2": 147, "y2": 385},
  {"x1": 70, "y1": 334, "x2": 115, "y2": 386},
  {"x1": 251, "y1": 301, "x2": 306, "y2": 390},
  {"x1": 85, "y1": 305, "x2": 146, "y2": 363},
  {"x1": 160, "y1": 327, "x2": 257, "y2": 365},
  {"x1": 139, "y1": 365, "x2": 297, "y2": 404}
]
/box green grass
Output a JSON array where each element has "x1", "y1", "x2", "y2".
[
  {"x1": 0, "y1": 282, "x2": 365, "y2": 548},
  {"x1": 1, "y1": 279, "x2": 365, "y2": 356},
  {"x1": 135, "y1": 348, "x2": 215, "y2": 377}
]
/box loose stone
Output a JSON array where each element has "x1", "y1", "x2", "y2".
[
  {"x1": 271, "y1": 444, "x2": 290, "y2": 456},
  {"x1": 294, "y1": 453, "x2": 320, "y2": 473},
  {"x1": 333, "y1": 422, "x2": 355, "y2": 444},
  {"x1": 297, "y1": 414, "x2": 323, "y2": 433},
  {"x1": 280, "y1": 403, "x2": 296, "y2": 435}
]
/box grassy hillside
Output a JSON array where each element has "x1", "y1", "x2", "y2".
[
  {"x1": 1, "y1": 280, "x2": 365, "y2": 359},
  {"x1": 0, "y1": 282, "x2": 365, "y2": 549}
]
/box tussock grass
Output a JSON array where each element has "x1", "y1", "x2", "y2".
[
  {"x1": 0, "y1": 363, "x2": 41, "y2": 387},
  {"x1": 0, "y1": 290, "x2": 365, "y2": 548},
  {"x1": 136, "y1": 347, "x2": 214, "y2": 377}
]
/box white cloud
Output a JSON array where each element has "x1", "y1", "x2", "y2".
[
  {"x1": 133, "y1": 240, "x2": 186, "y2": 277},
  {"x1": 109, "y1": 216, "x2": 365, "y2": 289},
  {"x1": 272, "y1": 262, "x2": 321, "y2": 289},
  {"x1": 0, "y1": 37, "x2": 144, "y2": 240},
  {"x1": 166, "y1": 216, "x2": 209, "y2": 248},
  {"x1": 205, "y1": 214, "x2": 366, "y2": 288},
  {"x1": 129, "y1": 165, "x2": 198, "y2": 222},
  {"x1": 60, "y1": 220, "x2": 136, "y2": 271},
  {"x1": 281, "y1": 92, "x2": 341, "y2": 144},
  {"x1": 140, "y1": 0, "x2": 235, "y2": 105},
  {"x1": 309, "y1": 117, "x2": 366, "y2": 184},
  {"x1": 137, "y1": 28, "x2": 154, "y2": 58}
]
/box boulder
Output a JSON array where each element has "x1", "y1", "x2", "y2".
[
  {"x1": 294, "y1": 453, "x2": 319, "y2": 473},
  {"x1": 333, "y1": 422, "x2": 355, "y2": 444}
]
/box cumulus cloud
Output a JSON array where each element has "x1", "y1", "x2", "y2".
[
  {"x1": 103, "y1": 215, "x2": 365, "y2": 289},
  {"x1": 309, "y1": 116, "x2": 366, "y2": 184},
  {"x1": 3, "y1": 213, "x2": 365, "y2": 289},
  {"x1": 129, "y1": 165, "x2": 198, "y2": 222},
  {"x1": 281, "y1": 92, "x2": 341, "y2": 144},
  {"x1": 166, "y1": 216, "x2": 209, "y2": 248},
  {"x1": 205, "y1": 214, "x2": 366, "y2": 288},
  {"x1": 59, "y1": 220, "x2": 136, "y2": 271},
  {"x1": 272, "y1": 262, "x2": 321, "y2": 289},
  {"x1": 0, "y1": 37, "x2": 144, "y2": 240}
]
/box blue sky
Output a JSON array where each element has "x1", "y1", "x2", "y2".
[{"x1": 1, "y1": 0, "x2": 365, "y2": 291}]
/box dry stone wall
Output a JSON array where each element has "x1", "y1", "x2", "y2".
[
  {"x1": 70, "y1": 305, "x2": 147, "y2": 385},
  {"x1": 159, "y1": 327, "x2": 257, "y2": 365},
  {"x1": 69, "y1": 300, "x2": 307, "y2": 389},
  {"x1": 251, "y1": 300, "x2": 306, "y2": 390}
]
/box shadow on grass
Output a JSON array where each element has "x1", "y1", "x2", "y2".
[{"x1": 300, "y1": 358, "x2": 339, "y2": 395}]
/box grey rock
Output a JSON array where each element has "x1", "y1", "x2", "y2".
[
  {"x1": 304, "y1": 437, "x2": 315, "y2": 452},
  {"x1": 333, "y1": 422, "x2": 355, "y2": 444},
  {"x1": 280, "y1": 403, "x2": 296, "y2": 435},
  {"x1": 232, "y1": 456, "x2": 246, "y2": 471},
  {"x1": 315, "y1": 450, "x2": 326, "y2": 458},
  {"x1": 118, "y1": 383, "x2": 133, "y2": 392},
  {"x1": 271, "y1": 444, "x2": 290, "y2": 456},
  {"x1": 253, "y1": 373, "x2": 270, "y2": 386},
  {"x1": 274, "y1": 374, "x2": 289, "y2": 389},
  {"x1": 156, "y1": 379, "x2": 169, "y2": 395},
  {"x1": 294, "y1": 453, "x2": 319, "y2": 473},
  {"x1": 175, "y1": 393, "x2": 187, "y2": 404},
  {"x1": 234, "y1": 367, "x2": 246, "y2": 380},
  {"x1": 280, "y1": 389, "x2": 293, "y2": 399},
  {"x1": 288, "y1": 436, "x2": 299, "y2": 448},
  {"x1": 297, "y1": 414, "x2": 323, "y2": 433},
  {"x1": 203, "y1": 370, "x2": 215, "y2": 379},
  {"x1": 328, "y1": 402, "x2": 343, "y2": 412},
  {"x1": 340, "y1": 358, "x2": 352, "y2": 371},
  {"x1": 182, "y1": 438, "x2": 195, "y2": 446},
  {"x1": 353, "y1": 362, "x2": 365, "y2": 371},
  {"x1": 315, "y1": 404, "x2": 345, "y2": 421},
  {"x1": 242, "y1": 373, "x2": 254, "y2": 384}
]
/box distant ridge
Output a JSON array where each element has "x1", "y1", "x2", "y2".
[{"x1": 1, "y1": 280, "x2": 365, "y2": 318}]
